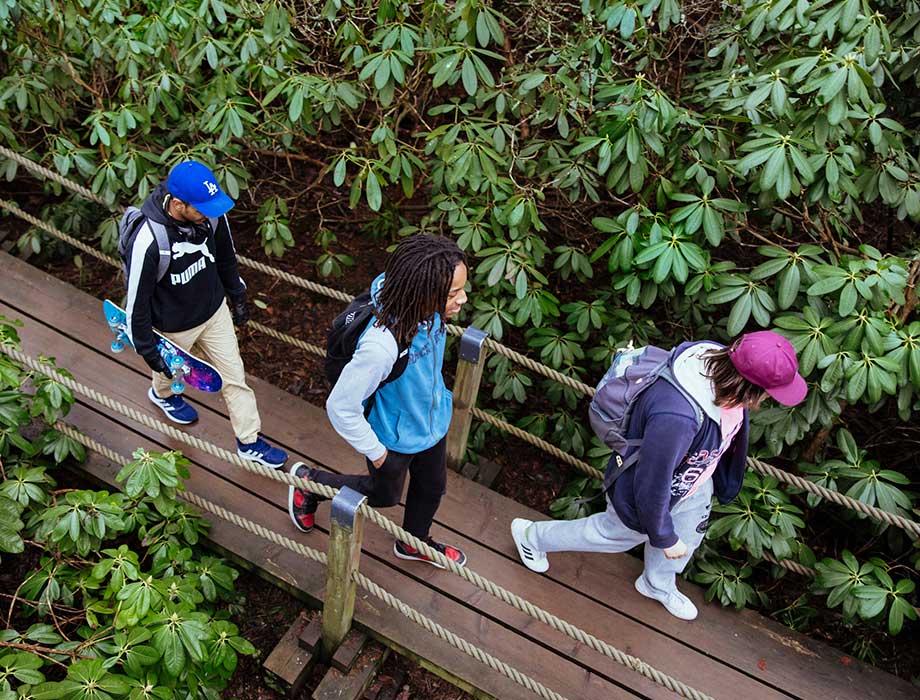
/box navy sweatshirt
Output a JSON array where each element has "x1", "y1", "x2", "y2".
[
  {"x1": 608, "y1": 342, "x2": 750, "y2": 548},
  {"x1": 124, "y1": 183, "x2": 245, "y2": 359}
]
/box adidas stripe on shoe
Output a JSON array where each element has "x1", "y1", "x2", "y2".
[
  {"x1": 511, "y1": 518, "x2": 549, "y2": 573},
  {"x1": 147, "y1": 387, "x2": 198, "y2": 424}
]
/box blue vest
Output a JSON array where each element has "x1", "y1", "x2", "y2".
[{"x1": 363, "y1": 274, "x2": 453, "y2": 454}]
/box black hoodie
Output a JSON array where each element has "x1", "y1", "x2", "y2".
[{"x1": 124, "y1": 182, "x2": 245, "y2": 359}]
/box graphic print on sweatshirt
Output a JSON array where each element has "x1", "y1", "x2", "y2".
[
  {"x1": 169, "y1": 239, "x2": 216, "y2": 286},
  {"x1": 669, "y1": 446, "x2": 727, "y2": 499}
]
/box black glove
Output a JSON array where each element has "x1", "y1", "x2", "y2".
[
  {"x1": 143, "y1": 352, "x2": 173, "y2": 379},
  {"x1": 228, "y1": 293, "x2": 250, "y2": 327}
]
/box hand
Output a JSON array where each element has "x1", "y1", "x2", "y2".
[
  {"x1": 229, "y1": 295, "x2": 250, "y2": 326},
  {"x1": 663, "y1": 539, "x2": 689, "y2": 560},
  {"x1": 143, "y1": 352, "x2": 173, "y2": 379},
  {"x1": 372, "y1": 450, "x2": 388, "y2": 469}
]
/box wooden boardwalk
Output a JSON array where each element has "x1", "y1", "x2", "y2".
[{"x1": 1, "y1": 250, "x2": 915, "y2": 700}]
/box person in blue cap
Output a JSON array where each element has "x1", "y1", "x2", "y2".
[{"x1": 121, "y1": 160, "x2": 287, "y2": 469}]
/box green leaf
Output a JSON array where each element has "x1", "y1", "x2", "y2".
[
  {"x1": 761, "y1": 147, "x2": 786, "y2": 190},
  {"x1": 365, "y1": 171, "x2": 382, "y2": 211},
  {"x1": 817, "y1": 66, "x2": 847, "y2": 105},
  {"x1": 776, "y1": 265, "x2": 801, "y2": 309},
  {"x1": 807, "y1": 275, "x2": 846, "y2": 296},
  {"x1": 461, "y1": 56, "x2": 477, "y2": 96},
  {"x1": 727, "y1": 293, "x2": 753, "y2": 335}
]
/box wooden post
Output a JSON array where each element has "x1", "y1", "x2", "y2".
[
  {"x1": 321, "y1": 486, "x2": 367, "y2": 661},
  {"x1": 446, "y1": 326, "x2": 489, "y2": 471}
]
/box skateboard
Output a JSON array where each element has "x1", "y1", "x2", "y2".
[{"x1": 103, "y1": 299, "x2": 223, "y2": 394}]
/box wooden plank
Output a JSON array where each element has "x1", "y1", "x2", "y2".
[
  {"x1": 312, "y1": 643, "x2": 388, "y2": 700},
  {"x1": 262, "y1": 612, "x2": 318, "y2": 698},
  {"x1": 3, "y1": 252, "x2": 917, "y2": 700},
  {"x1": 65, "y1": 403, "x2": 638, "y2": 700},
  {"x1": 0, "y1": 308, "x2": 874, "y2": 700},
  {"x1": 2, "y1": 303, "x2": 791, "y2": 700},
  {"x1": 331, "y1": 629, "x2": 368, "y2": 673}
]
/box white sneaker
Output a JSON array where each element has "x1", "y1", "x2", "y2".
[
  {"x1": 511, "y1": 518, "x2": 549, "y2": 573},
  {"x1": 635, "y1": 576, "x2": 698, "y2": 620}
]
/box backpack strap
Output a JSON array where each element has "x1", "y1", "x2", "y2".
[
  {"x1": 120, "y1": 210, "x2": 172, "y2": 285},
  {"x1": 656, "y1": 365, "x2": 705, "y2": 430},
  {"x1": 599, "y1": 355, "x2": 706, "y2": 495},
  {"x1": 146, "y1": 220, "x2": 172, "y2": 284}
]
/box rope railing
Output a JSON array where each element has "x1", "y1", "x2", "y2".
[
  {"x1": 2, "y1": 345, "x2": 717, "y2": 700},
  {"x1": 52, "y1": 424, "x2": 569, "y2": 700},
  {"x1": 2, "y1": 149, "x2": 918, "y2": 541},
  {"x1": 0, "y1": 197, "x2": 121, "y2": 268},
  {"x1": 0, "y1": 146, "x2": 590, "y2": 392}
]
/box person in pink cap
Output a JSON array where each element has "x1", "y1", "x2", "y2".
[{"x1": 511, "y1": 331, "x2": 806, "y2": 620}]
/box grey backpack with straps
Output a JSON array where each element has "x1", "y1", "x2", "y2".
[
  {"x1": 117, "y1": 206, "x2": 218, "y2": 283},
  {"x1": 589, "y1": 345, "x2": 703, "y2": 492}
]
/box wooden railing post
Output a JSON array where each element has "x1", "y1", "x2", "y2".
[
  {"x1": 321, "y1": 486, "x2": 367, "y2": 661},
  {"x1": 446, "y1": 326, "x2": 489, "y2": 471}
]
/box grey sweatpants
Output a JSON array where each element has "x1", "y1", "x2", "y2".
[{"x1": 528, "y1": 479, "x2": 713, "y2": 594}]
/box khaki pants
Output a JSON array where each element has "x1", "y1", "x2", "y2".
[{"x1": 151, "y1": 301, "x2": 261, "y2": 444}]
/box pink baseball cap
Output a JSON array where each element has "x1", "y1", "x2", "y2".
[{"x1": 729, "y1": 331, "x2": 807, "y2": 406}]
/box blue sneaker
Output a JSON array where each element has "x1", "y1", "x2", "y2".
[
  {"x1": 237, "y1": 435, "x2": 288, "y2": 469},
  {"x1": 147, "y1": 387, "x2": 198, "y2": 424}
]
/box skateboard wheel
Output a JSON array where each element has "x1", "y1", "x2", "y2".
[
  {"x1": 169, "y1": 355, "x2": 184, "y2": 369},
  {"x1": 111, "y1": 341, "x2": 125, "y2": 353},
  {"x1": 171, "y1": 381, "x2": 185, "y2": 394}
]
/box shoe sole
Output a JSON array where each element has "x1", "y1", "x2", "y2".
[
  {"x1": 511, "y1": 518, "x2": 549, "y2": 573},
  {"x1": 147, "y1": 389, "x2": 197, "y2": 425},
  {"x1": 287, "y1": 462, "x2": 313, "y2": 533},
  {"x1": 634, "y1": 576, "x2": 697, "y2": 621}
]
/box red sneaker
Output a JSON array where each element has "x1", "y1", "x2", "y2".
[
  {"x1": 287, "y1": 462, "x2": 317, "y2": 533},
  {"x1": 393, "y1": 537, "x2": 467, "y2": 568}
]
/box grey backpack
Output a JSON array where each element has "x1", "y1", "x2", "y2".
[
  {"x1": 117, "y1": 206, "x2": 218, "y2": 283},
  {"x1": 589, "y1": 345, "x2": 703, "y2": 491}
]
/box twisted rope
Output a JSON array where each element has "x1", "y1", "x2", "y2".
[
  {"x1": 4, "y1": 346, "x2": 715, "y2": 700},
  {"x1": 235, "y1": 255, "x2": 353, "y2": 303},
  {"x1": 760, "y1": 551, "x2": 816, "y2": 577},
  {"x1": 471, "y1": 407, "x2": 601, "y2": 477},
  {"x1": 748, "y1": 457, "x2": 920, "y2": 539},
  {"x1": 0, "y1": 198, "x2": 120, "y2": 268},
  {"x1": 50, "y1": 423, "x2": 568, "y2": 700},
  {"x1": 4, "y1": 149, "x2": 917, "y2": 541},
  {"x1": 479, "y1": 338, "x2": 596, "y2": 397},
  {"x1": 246, "y1": 320, "x2": 325, "y2": 357},
  {"x1": 0, "y1": 146, "x2": 109, "y2": 206},
  {"x1": 0, "y1": 146, "x2": 592, "y2": 392},
  {"x1": 352, "y1": 572, "x2": 567, "y2": 700}
]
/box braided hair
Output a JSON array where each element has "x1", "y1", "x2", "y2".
[{"x1": 375, "y1": 235, "x2": 466, "y2": 345}]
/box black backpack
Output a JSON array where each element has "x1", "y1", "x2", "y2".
[{"x1": 324, "y1": 290, "x2": 410, "y2": 389}]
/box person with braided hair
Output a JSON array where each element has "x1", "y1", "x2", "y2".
[{"x1": 288, "y1": 235, "x2": 470, "y2": 567}]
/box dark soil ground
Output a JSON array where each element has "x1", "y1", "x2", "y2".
[{"x1": 1, "y1": 177, "x2": 917, "y2": 690}]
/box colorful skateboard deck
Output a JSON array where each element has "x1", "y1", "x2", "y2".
[{"x1": 103, "y1": 299, "x2": 223, "y2": 394}]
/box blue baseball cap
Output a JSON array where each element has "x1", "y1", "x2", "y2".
[{"x1": 166, "y1": 161, "x2": 235, "y2": 218}]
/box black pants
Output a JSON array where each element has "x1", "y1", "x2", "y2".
[{"x1": 309, "y1": 437, "x2": 447, "y2": 540}]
